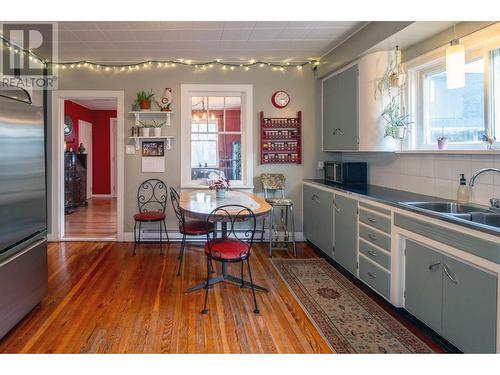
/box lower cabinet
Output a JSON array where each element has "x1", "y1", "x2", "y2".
[
  {"x1": 333, "y1": 194, "x2": 358, "y2": 275},
  {"x1": 405, "y1": 240, "x2": 497, "y2": 353},
  {"x1": 303, "y1": 184, "x2": 334, "y2": 258}
]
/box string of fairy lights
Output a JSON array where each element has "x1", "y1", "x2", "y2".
[{"x1": 0, "y1": 35, "x2": 320, "y2": 73}]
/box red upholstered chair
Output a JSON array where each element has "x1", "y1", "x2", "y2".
[
  {"x1": 170, "y1": 187, "x2": 215, "y2": 276},
  {"x1": 132, "y1": 179, "x2": 170, "y2": 256},
  {"x1": 202, "y1": 205, "x2": 259, "y2": 315}
]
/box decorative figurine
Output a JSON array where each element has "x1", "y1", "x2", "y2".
[
  {"x1": 156, "y1": 88, "x2": 173, "y2": 112},
  {"x1": 78, "y1": 142, "x2": 86, "y2": 154}
]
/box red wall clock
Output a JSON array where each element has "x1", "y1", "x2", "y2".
[{"x1": 271, "y1": 90, "x2": 290, "y2": 108}]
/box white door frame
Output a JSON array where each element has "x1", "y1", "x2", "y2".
[
  {"x1": 110, "y1": 118, "x2": 117, "y2": 197},
  {"x1": 78, "y1": 120, "x2": 93, "y2": 198},
  {"x1": 50, "y1": 90, "x2": 125, "y2": 241}
]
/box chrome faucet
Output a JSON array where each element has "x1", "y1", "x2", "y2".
[{"x1": 469, "y1": 168, "x2": 500, "y2": 186}]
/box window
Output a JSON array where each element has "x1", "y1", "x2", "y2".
[
  {"x1": 422, "y1": 58, "x2": 485, "y2": 146},
  {"x1": 407, "y1": 25, "x2": 500, "y2": 151},
  {"x1": 181, "y1": 85, "x2": 253, "y2": 188}
]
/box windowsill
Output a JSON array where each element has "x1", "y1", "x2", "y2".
[{"x1": 396, "y1": 150, "x2": 500, "y2": 155}]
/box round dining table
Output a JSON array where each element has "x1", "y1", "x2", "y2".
[{"x1": 179, "y1": 189, "x2": 272, "y2": 293}]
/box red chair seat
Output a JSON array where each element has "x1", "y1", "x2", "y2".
[
  {"x1": 133, "y1": 211, "x2": 165, "y2": 222},
  {"x1": 204, "y1": 238, "x2": 249, "y2": 260},
  {"x1": 181, "y1": 220, "x2": 215, "y2": 235}
]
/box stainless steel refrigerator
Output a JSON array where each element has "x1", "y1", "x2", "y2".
[{"x1": 0, "y1": 85, "x2": 48, "y2": 339}]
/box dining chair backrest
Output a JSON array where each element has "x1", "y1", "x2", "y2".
[
  {"x1": 137, "y1": 179, "x2": 168, "y2": 213},
  {"x1": 260, "y1": 173, "x2": 286, "y2": 199},
  {"x1": 169, "y1": 187, "x2": 185, "y2": 227},
  {"x1": 206, "y1": 205, "x2": 256, "y2": 257}
]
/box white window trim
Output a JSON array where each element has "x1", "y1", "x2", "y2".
[
  {"x1": 404, "y1": 22, "x2": 500, "y2": 151},
  {"x1": 180, "y1": 84, "x2": 254, "y2": 189}
]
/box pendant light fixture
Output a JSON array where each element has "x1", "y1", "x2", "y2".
[{"x1": 446, "y1": 25, "x2": 465, "y2": 89}]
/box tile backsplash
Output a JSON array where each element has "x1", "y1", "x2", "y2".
[{"x1": 341, "y1": 153, "x2": 500, "y2": 206}]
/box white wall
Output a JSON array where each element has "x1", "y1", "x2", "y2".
[
  {"x1": 52, "y1": 65, "x2": 318, "y2": 233},
  {"x1": 342, "y1": 152, "x2": 500, "y2": 206}
]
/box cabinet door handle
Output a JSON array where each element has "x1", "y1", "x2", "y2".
[
  {"x1": 367, "y1": 250, "x2": 378, "y2": 258},
  {"x1": 311, "y1": 194, "x2": 320, "y2": 203},
  {"x1": 332, "y1": 199, "x2": 341, "y2": 213},
  {"x1": 367, "y1": 233, "x2": 377, "y2": 241},
  {"x1": 428, "y1": 262, "x2": 441, "y2": 271},
  {"x1": 332, "y1": 128, "x2": 344, "y2": 136},
  {"x1": 367, "y1": 271, "x2": 377, "y2": 279},
  {"x1": 443, "y1": 264, "x2": 458, "y2": 284},
  {"x1": 367, "y1": 217, "x2": 377, "y2": 223}
]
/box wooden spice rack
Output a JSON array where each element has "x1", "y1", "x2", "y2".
[{"x1": 260, "y1": 111, "x2": 302, "y2": 164}]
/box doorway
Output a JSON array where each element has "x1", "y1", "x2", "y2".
[{"x1": 51, "y1": 91, "x2": 125, "y2": 241}]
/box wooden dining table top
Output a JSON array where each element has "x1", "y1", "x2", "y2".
[{"x1": 179, "y1": 190, "x2": 272, "y2": 218}]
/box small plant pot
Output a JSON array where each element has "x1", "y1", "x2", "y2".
[
  {"x1": 437, "y1": 138, "x2": 448, "y2": 150},
  {"x1": 141, "y1": 127, "x2": 150, "y2": 137},
  {"x1": 139, "y1": 100, "x2": 151, "y2": 111},
  {"x1": 216, "y1": 189, "x2": 226, "y2": 199},
  {"x1": 395, "y1": 126, "x2": 406, "y2": 140},
  {"x1": 153, "y1": 128, "x2": 162, "y2": 137}
]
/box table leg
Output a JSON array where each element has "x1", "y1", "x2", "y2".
[{"x1": 268, "y1": 208, "x2": 273, "y2": 257}]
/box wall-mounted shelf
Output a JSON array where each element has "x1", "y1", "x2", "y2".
[
  {"x1": 129, "y1": 136, "x2": 175, "y2": 150},
  {"x1": 129, "y1": 111, "x2": 173, "y2": 127},
  {"x1": 260, "y1": 111, "x2": 302, "y2": 164}
]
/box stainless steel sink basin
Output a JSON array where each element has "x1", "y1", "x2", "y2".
[
  {"x1": 403, "y1": 201, "x2": 491, "y2": 214},
  {"x1": 402, "y1": 201, "x2": 500, "y2": 229},
  {"x1": 469, "y1": 212, "x2": 500, "y2": 228}
]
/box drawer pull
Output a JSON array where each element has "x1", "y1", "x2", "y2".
[
  {"x1": 332, "y1": 127, "x2": 344, "y2": 136},
  {"x1": 367, "y1": 271, "x2": 377, "y2": 279},
  {"x1": 367, "y1": 217, "x2": 377, "y2": 223},
  {"x1": 428, "y1": 262, "x2": 441, "y2": 271},
  {"x1": 444, "y1": 264, "x2": 458, "y2": 284},
  {"x1": 367, "y1": 250, "x2": 378, "y2": 258},
  {"x1": 367, "y1": 233, "x2": 378, "y2": 241}
]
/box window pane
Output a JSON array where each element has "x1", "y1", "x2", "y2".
[
  {"x1": 218, "y1": 134, "x2": 241, "y2": 180},
  {"x1": 425, "y1": 59, "x2": 484, "y2": 144},
  {"x1": 191, "y1": 96, "x2": 206, "y2": 123},
  {"x1": 207, "y1": 96, "x2": 224, "y2": 131},
  {"x1": 491, "y1": 48, "x2": 500, "y2": 139},
  {"x1": 225, "y1": 97, "x2": 241, "y2": 132}
]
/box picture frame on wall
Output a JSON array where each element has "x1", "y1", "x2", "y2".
[{"x1": 142, "y1": 141, "x2": 165, "y2": 157}]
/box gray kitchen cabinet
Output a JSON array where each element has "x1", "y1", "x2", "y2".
[
  {"x1": 441, "y1": 255, "x2": 497, "y2": 353},
  {"x1": 303, "y1": 185, "x2": 334, "y2": 258},
  {"x1": 322, "y1": 64, "x2": 358, "y2": 151},
  {"x1": 405, "y1": 240, "x2": 443, "y2": 334},
  {"x1": 333, "y1": 194, "x2": 358, "y2": 275},
  {"x1": 405, "y1": 239, "x2": 497, "y2": 353}
]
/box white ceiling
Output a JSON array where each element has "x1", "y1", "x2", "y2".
[
  {"x1": 57, "y1": 21, "x2": 365, "y2": 62},
  {"x1": 69, "y1": 99, "x2": 117, "y2": 110}
]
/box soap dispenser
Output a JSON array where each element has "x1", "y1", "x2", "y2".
[{"x1": 457, "y1": 174, "x2": 470, "y2": 204}]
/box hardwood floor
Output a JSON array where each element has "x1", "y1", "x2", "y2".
[
  {"x1": 0, "y1": 241, "x2": 332, "y2": 353},
  {"x1": 65, "y1": 197, "x2": 117, "y2": 238}
]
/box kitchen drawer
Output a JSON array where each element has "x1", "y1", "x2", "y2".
[
  {"x1": 359, "y1": 208, "x2": 391, "y2": 234},
  {"x1": 359, "y1": 224, "x2": 391, "y2": 251},
  {"x1": 359, "y1": 255, "x2": 391, "y2": 299},
  {"x1": 359, "y1": 201, "x2": 391, "y2": 216},
  {"x1": 359, "y1": 239, "x2": 391, "y2": 270}
]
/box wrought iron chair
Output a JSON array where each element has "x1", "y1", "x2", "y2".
[
  {"x1": 169, "y1": 187, "x2": 216, "y2": 276},
  {"x1": 202, "y1": 205, "x2": 259, "y2": 315},
  {"x1": 260, "y1": 173, "x2": 296, "y2": 257},
  {"x1": 132, "y1": 179, "x2": 170, "y2": 256}
]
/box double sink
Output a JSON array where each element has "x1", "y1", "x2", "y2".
[{"x1": 402, "y1": 201, "x2": 500, "y2": 229}]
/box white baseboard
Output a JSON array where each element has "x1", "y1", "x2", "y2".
[{"x1": 122, "y1": 230, "x2": 304, "y2": 243}]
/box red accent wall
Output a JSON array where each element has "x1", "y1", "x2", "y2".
[{"x1": 64, "y1": 100, "x2": 116, "y2": 195}]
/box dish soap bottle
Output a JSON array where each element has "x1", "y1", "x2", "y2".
[{"x1": 457, "y1": 174, "x2": 470, "y2": 204}]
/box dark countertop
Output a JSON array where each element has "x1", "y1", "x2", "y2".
[{"x1": 303, "y1": 179, "x2": 500, "y2": 238}]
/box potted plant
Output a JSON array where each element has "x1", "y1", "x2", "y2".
[
  {"x1": 381, "y1": 96, "x2": 412, "y2": 139},
  {"x1": 151, "y1": 120, "x2": 166, "y2": 137},
  {"x1": 135, "y1": 89, "x2": 155, "y2": 111},
  {"x1": 208, "y1": 178, "x2": 231, "y2": 198},
  {"x1": 138, "y1": 120, "x2": 154, "y2": 137},
  {"x1": 437, "y1": 127, "x2": 448, "y2": 150}
]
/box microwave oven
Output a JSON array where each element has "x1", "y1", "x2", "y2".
[{"x1": 324, "y1": 162, "x2": 367, "y2": 184}]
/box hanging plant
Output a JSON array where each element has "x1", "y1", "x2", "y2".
[{"x1": 381, "y1": 96, "x2": 413, "y2": 139}]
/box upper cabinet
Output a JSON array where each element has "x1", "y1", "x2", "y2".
[{"x1": 322, "y1": 51, "x2": 398, "y2": 152}]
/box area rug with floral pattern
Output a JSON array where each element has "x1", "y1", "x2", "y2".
[{"x1": 272, "y1": 258, "x2": 435, "y2": 353}]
